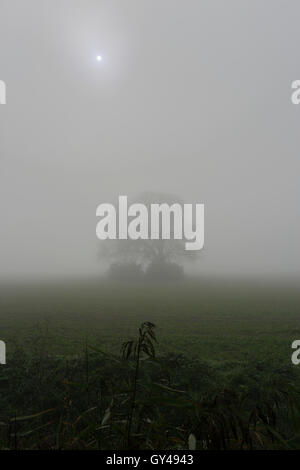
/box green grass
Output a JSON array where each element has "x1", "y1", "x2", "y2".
[
  {"x1": 1, "y1": 278, "x2": 300, "y2": 449},
  {"x1": 1, "y1": 278, "x2": 299, "y2": 366}
]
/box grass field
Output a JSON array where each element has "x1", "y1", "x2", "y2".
[
  {"x1": 1, "y1": 277, "x2": 300, "y2": 449},
  {"x1": 1, "y1": 278, "x2": 300, "y2": 362}
]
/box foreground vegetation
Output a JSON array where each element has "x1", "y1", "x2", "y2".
[{"x1": 0, "y1": 278, "x2": 300, "y2": 449}]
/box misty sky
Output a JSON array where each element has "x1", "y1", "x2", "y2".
[{"x1": 1, "y1": 0, "x2": 300, "y2": 280}]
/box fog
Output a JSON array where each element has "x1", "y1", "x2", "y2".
[{"x1": 1, "y1": 0, "x2": 300, "y2": 281}]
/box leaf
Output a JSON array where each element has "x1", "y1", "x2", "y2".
[
  {"x1": 10, "y1": 408, "x2": 56, "y2": 423},
  {"x1": 188, "y1": 433, "x2": 197, "y2": 450},
  {"x1": 153, "y1": 383, "x2": 186, "y2": 393},
  {"x1": 101, "y1": 399, "x2": 113, "y2": 426}
]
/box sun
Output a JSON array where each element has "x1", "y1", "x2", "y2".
[{"x1": 96, "y1": 55, "x2": 102, "y2": 62}]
